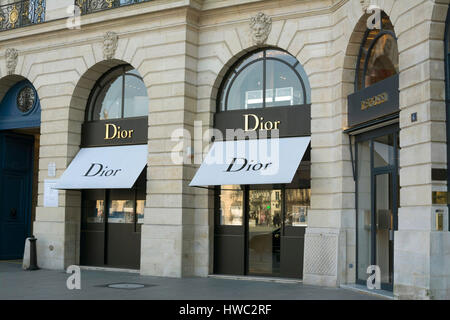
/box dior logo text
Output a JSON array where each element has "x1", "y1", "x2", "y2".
[
  {"x1": 226, "y1": 158, "x2": 273, "y2": 173},
  {"x1": 244, "y1": 114, "x2": 281, "y2": 132},
  {"x1": 84, "y1": 163, "x2": 122, "y2": 177},
  {"x1": 104, "y1": 123, "x2": 134, "y2": 140}
]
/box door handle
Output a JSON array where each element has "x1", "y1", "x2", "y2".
[{"x1": 10, "y1": 208, "x2": 17, "y2": 219}]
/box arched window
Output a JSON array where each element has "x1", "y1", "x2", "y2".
[
  {"x1": 87, "y1": 65, "x2": 148, "y2": 121},
  {"x1": 218, "y1": 49, "x2": 311, "y2": 111},
  {"x1": 356, "y1": 12, "x2": 399, "y2": 91}
]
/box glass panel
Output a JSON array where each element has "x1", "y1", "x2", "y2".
[
  {"x1": 219, "y1": 185, "x2": 243, "y2": 226},
  {"x1": 84, "y1": 200, "x2": 105, "y2": 223},
  {"x1": 248, "y1": 190, "x2": 281, "y2": 276},
  {"x1": 265, "y1": 60, "x2": 303, "y2": 107},
  {"x1": 136, "y1": 200, "x2": 145, "y2": 224},
  {"x1": 97, "y1": 75, "x2": 123, "y2": 120},
  {"x1": 235, "y1": 51, "x2": 264, "y2": 73},
  {"x1": 376, "y1": 174, "x2": 393, "y2": 286},
  {"x1": 108, "y1": 200, "x2": 135, "y2": 224},
  {"x1": 227, "y1": 60, "x2": 263, "y2": 110},
  {"x1": 266, "y1": 49, "x2": 297, "y2": 65},
  {"x1": 365, "y1": 34, "x2": 398, "y2": 87},
  {"x1": 357, "y1": 140, "x2": 372, "y2": 282},
  {"x1": 285, "y1": 189, "x2": 310, "y2": 227},
  {"x1": 373, "y1": 134, "x2": 394, "y2": 168},
  {"x1": 123, "y1": 74, "x2": 148, "y2": 118}
]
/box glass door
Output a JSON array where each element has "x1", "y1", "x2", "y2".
[
  {"x1": 248, "y1": 189, "x2": 282, "y2": 276},
  {"x1": 374, "y1": 173, "x2": 394, "y2": 289},
  {"x1": 356, "y1": 124, "x2": 398, "y2": 291}
]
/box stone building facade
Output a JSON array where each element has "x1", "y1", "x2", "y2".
[{"x1": 0, "y1": 0, "x2": 449, "y2": 300}]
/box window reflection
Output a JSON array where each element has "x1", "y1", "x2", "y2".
[
  {"x1": 109, "y1": 200, "x2": 135, "y2": 223},
  {"x1": 285, "y1": 189, "x2": 310, "y2": 227},
  {"x1": 219, "y1": 186, "x2": 243, "y2": 226},
  {"x1": 220, "y1": 49, "x2": 311, "y2": 111},
  {"x1": 124, "y1": 75, "x2": 148, "y2": 118},
  {"x1": 356, "y1": 12, "x2": 398, "y2": 90},
  {"x1": 365, "y1": 34, "x2": 398, "y2": 87},
  {"x1": 91, "y1": 66, "x2": 149, "y2": 121},
  {"x1": 136, "y1": 200, "x2": 145, "y2": 224},
  {"x1": 228, "y1": 61, "x2": 263, "y2": 110},
  {"x1": 265, "y1": 60, "x2": 303, "y2": 107},
  {"x1": 85, "y1": 200, "x2": 105, "y2": 223},
  {"x1": 373, "y1": 134, "x2": 395, "y2": 168},
  {"x1": 99, "y1": 76, "x2": 123, "y2": 120}
]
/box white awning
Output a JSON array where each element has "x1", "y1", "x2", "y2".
[
  {"x1": 55, "y1": 145, "x2": 148, "y2": 190},
  {"x1": 190, "y1": 137, "x2": 310, "y2": 187}
]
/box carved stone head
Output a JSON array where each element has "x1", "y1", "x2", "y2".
[
  {"x1": 103, "y1": 31, "x2": 118, "y2": 60},
  {"x1": 250, "y1": 12, "x2": 272, "y2": 46},
  {"x1": 6, "y1": 48, "x2": 18, "y2": 75}
]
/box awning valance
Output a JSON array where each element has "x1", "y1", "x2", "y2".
[
  {"x1": 55, "y1": 145, "x2": 147, "y2": 190},
  {"x1": 190, "y1": 137, "x2": 310, "y2": 187}
]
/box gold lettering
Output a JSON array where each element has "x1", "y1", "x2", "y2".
[
  {"x1": 361, "y1": 93, "x2": 388, "y2": 110},
  {"x1": 104, "y1": 124, "x2": 117, "y2": 140},
  {"x1": 243, "y1": 114, "x2": 281, "y2": 132},
  {"x1": 244, "y1": 114, "x2": 259, "y2": 131},
  {"x1": 104, "y1": 124, "x2": 134, "y2": 140}
]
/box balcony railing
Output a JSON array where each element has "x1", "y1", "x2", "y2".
[
  {"x1": 0, "y1": 0, "x2": 45, "y2": 32},
  {"x1": 75, "y1": 0, "x2": 152, "y2": 15}
]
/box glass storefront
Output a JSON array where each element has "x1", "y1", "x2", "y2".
[
  {"x1": 214, "y1": 169, "x2": 311, "y2": 278},
  {"x1": 355, "y1": 126, "x2": 399, "y2": 290},
  {"x1": 80, "y1": 170, "x2": 146, "y2": 269}
]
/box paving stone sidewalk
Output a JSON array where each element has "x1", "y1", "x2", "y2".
[{"x1": 0, "y1": 261, "x2": 384, "y2": 300}]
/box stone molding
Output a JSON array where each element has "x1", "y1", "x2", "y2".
[{"x1": 5, "y1": 48, "x2": 18, "y2": 75}]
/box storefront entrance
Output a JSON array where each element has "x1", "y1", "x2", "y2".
[
  {"x1": 80, "y1": 171, "x2": 145, "y2": 269},
  {"x1": 214, "y1": 184, "x2": 309, "y2": 279},
  {"x1": 356, "y1": 124, "x2": 399, "y2": 291}
]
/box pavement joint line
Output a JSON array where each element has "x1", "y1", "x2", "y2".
[
  {"x1": 340, "y1": 284, "x2": 394, "y2": 300},
  {"x1": 208, "y1": 274, "x2": 303, "y2": 284},
  {"x1": 80, "y1": 265, "x2": 140, "y2": 273}
]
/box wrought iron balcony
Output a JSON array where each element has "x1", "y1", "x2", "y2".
[
  {"x1": 75, "y1": 0, "x2": 153, "y2": 15},
  {"x1": 0, "y1": 0, "x2": 45, "y2": 32}
]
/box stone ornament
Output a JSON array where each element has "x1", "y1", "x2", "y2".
[
  {"x1": 103, "y1": 31, "x2": 118, "y2": 60},
  {"x1": 250, "y1": 12, "x2": 272, "y2": 46},
  {"x1": 6, "y1": 48, "x2": 18, "y2": 75}
]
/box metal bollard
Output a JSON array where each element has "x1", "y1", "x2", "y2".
[{"x1": 27, "y1": 236, "x2": 39, "y2": 271}]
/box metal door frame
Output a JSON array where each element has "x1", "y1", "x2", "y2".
[
  {"x1": 213, "y1": 185, "x2": 306, "y2": 278},
  {"x1": 355, "y1": 123, "x2": 399, "y2": 291}
]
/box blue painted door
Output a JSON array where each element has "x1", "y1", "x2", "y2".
[{"x1": 0, "y1": 132, "x2": 34, "y2": 260}]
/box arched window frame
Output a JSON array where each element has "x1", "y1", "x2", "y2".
[
  {"x1": 217, "y1": 48, "x2": 311, "y2": 112},
  {"x1": 86, "y1": 64, "x2": 148, "y2": 121},
  {"x1": 355, "y1": 12, "x2": 398, "y2": 91}
]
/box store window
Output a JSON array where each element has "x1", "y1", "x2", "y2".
[
  {"x1": 356, "y1": 12, "x2": 399, "y2": 91},
  {"x1": 79, "y1": 64, "x2": 148, "y2": 269},
  {"x1": 219, "y1": 49, "x2": 311, "y2": 111},
  {"x1": 87, "y1": 65, "x2": 148, "y2": 121}
]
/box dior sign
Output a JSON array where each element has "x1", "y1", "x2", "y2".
[
  {"x1": 225, "y1": 158, "x2": 273, "y2": 173},
  {"x1": 244, "y1": 114, "x2": 281, "y2": 132}
]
